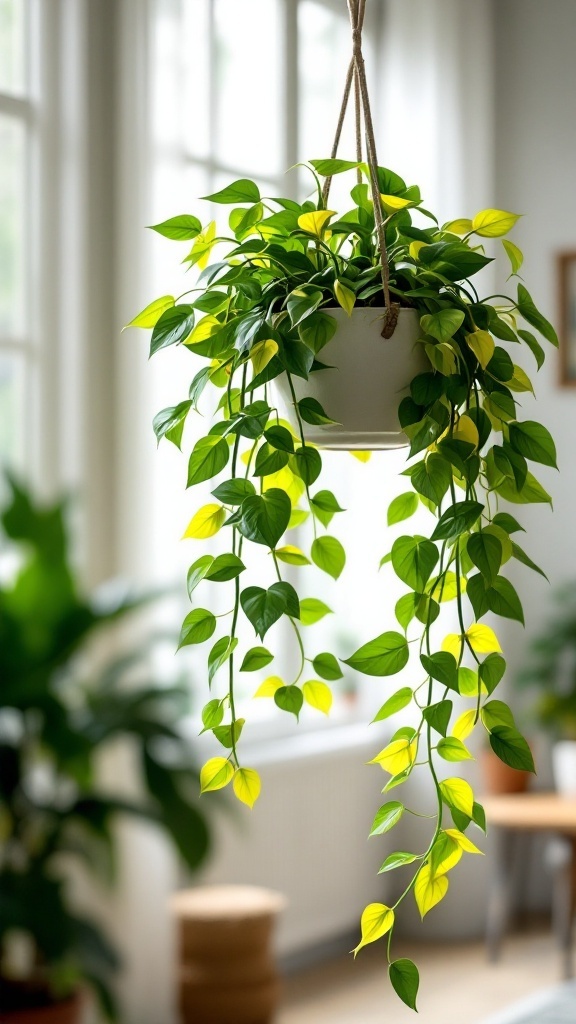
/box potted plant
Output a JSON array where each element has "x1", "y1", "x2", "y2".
[
  {"x1": 0, "y1": 477, "x2": 210, "y2": 1022},
  {"x1": 516, "y1": 584, "x2": 576, "y2": 797}
]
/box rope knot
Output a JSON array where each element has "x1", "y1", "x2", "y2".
[
  {"x1": 351, "y1": 26, "x2": 362, "y2": 54},
  {"x1": 380, "y1": 303, "x2": 400, "y2": 340}
]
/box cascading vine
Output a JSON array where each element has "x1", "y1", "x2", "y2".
[{"x1": 129, "y1": 157, "x2": 557, "y2": 1010}]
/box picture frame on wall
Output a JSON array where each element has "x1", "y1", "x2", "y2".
[{"x1": 558, "y1": 251, "x2": 576, "y2": 386}]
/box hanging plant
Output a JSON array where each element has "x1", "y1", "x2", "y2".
[{"x1": 128, "y1": 0, "x2": 557, "y2": 1010}]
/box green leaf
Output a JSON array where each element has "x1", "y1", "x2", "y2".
[
  {"x1": 300, "y1": 598, "x2": 333, "y2": 625},
  {"x1": 422, "y1": 699, "x2": 453, "y2": 737},
  {"x1": 312, "y1": 652, "x2": 343, "y2": 681},
  {"x1": 418, "y1": 240, "x2": 492, "y2": 281},
  {"x1": 387, "y1": 492, "x2": 419, "y2": 526},
  {"x1": 421, "y1": 652, "x2": 458, "y2": 691},
  {"x1": 518, "y1": 329, "x2": 545, "y2": 370},
  {"x1": 203, "y1": 179, "x2": 261, "y2": 204},
  {"x1": 420, "y1": 309, "x2": 465, "y2": 343},
  {"x1": 253, "y1": 443, "x2": 290, "y2": 477},
  {"x1": 379, "y1": 852, "x2": 420, "y2": 874},
  {"x1": 213, "y1": 718, "x2": 245, "y2": 749},
  {"x1": 201, "y1": 699, "x2": 224, "y2": 731},
  {"x1": 467, "y1": 531, "x2": 502, "y2": 586},
  {"x1": 391, "y1": 536, "x2": 439, "y2": 591},
  {"x1": 298, "y1": 311, "x2": 337, "y2": 353},
  {"x1": 212, "y1": 478, "x2": 256, "y2": 505},
  {"x1": 508, "y1": 420, "x2": 558, "y2": 468},
  {"x1": 274, "y1": 685, "x2": 303, "y2": 718},
  {"x1": 432, "y1": 501, "x2": 483, "y2": 542},
  {"x1": 481, "y1": 699, "x2": 515, "y2": 730},
  {"x1": 187, "y1": 436, "x2": 229, "y2": 487},
  {"x1": 150, "y1": 304, "x2": 195, "y2": 356},
  {"x1": 264, "y1": 425, "x2": 295, "y2": 453},
  {"x1": 127, "y1": 294, "x2": 175, "y2": 329},
  {"x1": 310, "y1": 489, "x2": 345, "y2": 528},
  {"x1": 240, "y1": 646, "x2": 274, "y2": 672},
  {"x1": 292, "y1": 445, "x2": 322, "y2": 485},
  {"x1": 344, "y1": 632, "x2": 409, "y2": 677},
  {"x1": 187, "y1": 555, "x2": 214, "y2": 597},
  {"x1": 437, "y1": 737, "x2": 474, "y2": 762},
  {"x1": 489, "y1": 726, "x2": 535, "y2": 772},
  {"x1": 389, "y1": 958, "x2": 419, "y2": 1012},
  {"x1": 486, "y1": 576, "x2": 525, "y2": 624},
  {"x1": 238, "y1": 489, "x2": 291, "y2": 548},
  {"x1": 503, "y1": 239, "x2": 524, "y2": 275},
  {"x1": 311, "y1": 535, "x2": 345, "y2": 579},
  {"x1": 372, "y1": 687, "x2": 413, "y2": 723},
  {"x1": 189, "y1": 365, "x2": 213, "y2": 408},
  {"x1": 241, "y1": 582, "x2": 299, "y2": 640},
  {"x1": 275, "y1": 545, "x2": 311, "y2": 566},
  {"x1": 287, "y1": 287, "x2": 324, "y2": 328},
  {"x1": 511, "y1": 541, "x2": 548, "y2": 580},
  {"x1": 411, "y1": 455, "x2": 452, "y2": 506},
  {"x1": 178, "y1": 609, "x2": 217, "y2": 649},
  {"x1": 495, "y1": 469, "x2": 552, "y2": 506},
  {"x1": 492, "y1": 512, "x2": 525, "y2": 534},
  {"x1": 310, "y1": 158, "x2": 360, "y2": 175},
  {"x1": 517, "y1": 283, "x2": 558, "y2": 347},
  {"x1": 206, "y1": 553, "x2": 245, "y2": 583},
  {"x1": 153, "y1": 401, "x2": 192, "y2": 448},
  {"x1": 369, "y1": 801, "x2": 404, "y2": 837},
  {"x1": 208, "y1": 636, "x2": 238, "y2": 684},
  {"x1": 149, "y1": 214, "x2": 202, "y2": 240},
  {"x1": 298, "y1": 397, "x2": 338, "y2": 426},
  {"x1": 479, "y1": 654, "x2": 506, "y2": 694},
  {"x1": 395, "y1": 593, "x2": 417, "y2": 631}
]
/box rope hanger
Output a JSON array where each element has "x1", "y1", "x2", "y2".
[{"x1": 322, "y1": 0, "x2": 400, "y2": 339}]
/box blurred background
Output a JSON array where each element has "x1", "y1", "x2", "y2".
[{"x1": 1, "y1": 1, "x2": 576, "y2": 1022}]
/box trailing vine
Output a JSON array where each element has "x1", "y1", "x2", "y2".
[{"x1": 129, "y1": 159, "x2": 557, "y2": 1009}]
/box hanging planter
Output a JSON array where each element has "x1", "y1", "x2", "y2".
[
  {"x1": 129, "y1": 0, "x2": 558, "y2": 1010},
  {"x1": 274, "y1": 307, "x2": 427, "y2": 449}
]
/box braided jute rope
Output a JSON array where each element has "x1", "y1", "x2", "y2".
[{"x1": 321, "y1": 0, "x2": 399, "y2": 339}]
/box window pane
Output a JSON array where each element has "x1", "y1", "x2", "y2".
[
  {"x1": 0, "y1": 115, "x2": 26, "y2": 335},
  {"x1": 0, "y1": 353, "x2": 25, "y2": 468},
  {"x1": 213, "y1": 0, "x2": 282, "y2": 177},
  {"x1": 0, "y1": 0, "x2": 26, "y2": 94}
]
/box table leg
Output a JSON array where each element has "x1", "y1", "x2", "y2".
[
  {"x1": 486, "y1": 827, "x2": 517, "y2": 963},
  {"x1": 549, "y1": 835, "x2": 576, "y2": 980}
]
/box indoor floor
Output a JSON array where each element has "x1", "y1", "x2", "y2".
[{"x1": 279, "y1": 925, "x2": 564, "y2": 1023}]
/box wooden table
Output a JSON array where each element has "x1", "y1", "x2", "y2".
[{"x1": 483, "y1": 794, "x2": 576, "y2": 979}]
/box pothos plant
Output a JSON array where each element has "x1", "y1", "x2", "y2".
[{"x1": 128, "y1": 158, "x2": 557, "y2": 1010}]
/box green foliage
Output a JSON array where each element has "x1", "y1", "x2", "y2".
[
  {"x1": 133, "y1": 160, "x2": 556, "y2": 1009},
  {"x1": 516, "y1": 585, "x2": 576, "y2": 738},
  {"x1": 0, "y1": 478, "x2": 210, "y2": 1017}
]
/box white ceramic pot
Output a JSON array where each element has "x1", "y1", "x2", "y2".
[
  {"x1": 552, "y1": 740, "x2": 576, "y2": 797},
  {"x1": 274, "y1": 306, "x2": 427, "y2": 450}
]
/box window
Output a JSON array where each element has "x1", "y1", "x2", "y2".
[{"x1": 0, "y1": 0, "x2": 32, "y2": 472}]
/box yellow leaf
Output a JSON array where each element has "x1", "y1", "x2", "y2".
[
  {"x1": 442, "y1": 633, "x2": 463, "y2": 660},
  {"x1": 200, "y1": 757, "x2": 234, "y2": 794},
  {"x1": 466, "y1": 624, "x2": 502, "y2": 654},
  {"x1": 507, "y1": 365, "x2": 535, "y2": 394},
  {"x1": 334, "y1": 279, "x2": 356, "y2": 316},
  {"x1": 453, "y1": 414, "x2": 479, "y2": 449},
  {"x1": 233, "y1": 767, "x2": 261, "y2": 808},
  {"x1": 188, "y1": 220, "x2": 216, "y2": 269},
  {"x1": 409, "y1": 240, "x2": 425, "y2": 260},
  {"x1": 288, "y1": 508, "x2": 309, "y2": 529},
  {"x1": 183, "y1": 504, "x2": 226, "y2": 540},
  {"x1": 466, "y1": 330, "x2": 495, "y2": 369},
  {"x1": 439, "y1": 777, "x2": 474, "y2": 817},
  {"x1": 262, "y1": 466, "x2": 305, "y2": 506},
  {"x1": 302, "y1": 680, "x2": 333, "y2": 715},
  {"x1": 430, "y1": 571, "x2": 467, "y2": 603},
  {"x1": 445, "y1": 828, "x2": 483, "y2": 855},
  {"x1": 414, "y1": 865, "x2": 449, "y2": 918},
  {"x1": 380, "y1": 194, "x2": 413, "y2": 214},
  {"x1": 125, "y1": 295, "x2": 175, "y2": 329},
  {"x1": 452, "y1": 710, "x2": 476, "y2": 742},
  {"x1": 297, "y1": 210, "x2": 336, "y2": 236},
  {"x1": 254, "y1": 675, "x2": 283, "y2": 698},
  {"x1": 250, "y1": 339, "x2": 279, "y2": 376},
  {"x1": 353, "y1": 903, "x2": 395, "y2": 956},
  {"x1": 443, "y1": 218, "x2": 473, "y2": 236},
  {"x1": 186, "y1": 314, "x2": 221, "y2": 346},
  {"x1": 275, "y1": 545, "x2": 310, "y2": 566},
  {"x1": 433, "y1": 836, "x2": 463, "y2": 876},
  {"x1": 503, "y1": 239, "x2": 524, "y2": 275},
  {"x1": 370, "y1": 737, "x2": 417, "y2": 775},
  {"x1": 350, "y1": 450, "x2": 371, "y2": 462},
  {"x1": 472, "y1": 209, "x2": 521, "y2": 238},
  {"x1": 425, "y1": 342, "x2": 458, "y2": 376}
]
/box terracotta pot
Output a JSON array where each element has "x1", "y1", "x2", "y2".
[
  {"x1": 171, "y1": 885, "x2": 286, "y2": 1024},
  {"x1": 0, "y1": 992, "x2": 82, "y2": 1024},
  {"x1": 480, "y1": 747, "x2": 531, "y2": 795},
  {"x1": 274, "y1": 306, "x2": 426, "y2": 449}
]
